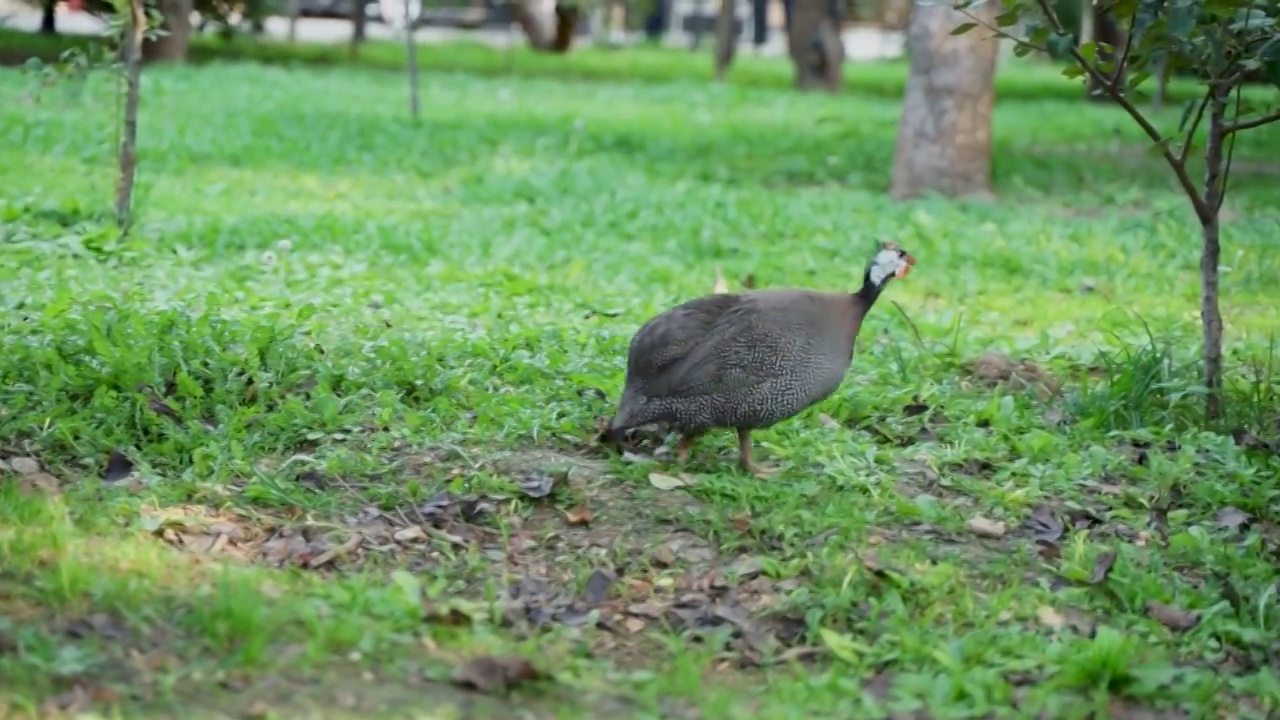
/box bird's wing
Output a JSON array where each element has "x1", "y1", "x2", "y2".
[
  {"x1": 639, "y1": 295, "x2": 783, "y2": 400},
  {"x1": 625, "y1": 292, "x2": 744, "y2": 384}
]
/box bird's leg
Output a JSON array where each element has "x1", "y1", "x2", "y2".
[
  {"x1": 675, "y1": 432, "x2": 701, "y2": 464},
  {"x1": 737, "y1": 428, "x2": 778, "y2": 477}
]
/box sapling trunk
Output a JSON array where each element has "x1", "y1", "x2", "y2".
[
  {"x1": 1199, "y1": 84, "x2": 1230, "y2": 421},
  {"x1": 404, "y1": 0, "x2": 420, "y2": 120},
  {"x1": 115, "y1": 0, "x2": 147, "y2": 231}
]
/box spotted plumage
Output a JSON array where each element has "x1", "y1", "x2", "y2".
[{"x1": 605, "y1": 242, "x2": 915, "y2": 475}]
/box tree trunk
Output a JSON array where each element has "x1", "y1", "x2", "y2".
[
  {"x1": 788, "y1": 0, "x2": 843, "y2": 91},
  {"x1": 349, "y1": 0, "x2": 367, "y2": 58},
  {"x1": 515, "y1": 0, "x2": 579, "y2": 52},
  {"x1": 889, "y1": 0, "x2": 999, "y2": 200},
  {"x1": 1199, "y1": 84, "x2": 1229, "y2": 421},
  {"x1": 751, "y1": 0, "x2": 767, "y2": 46},
  {"x1": 143, "y1": 0, "x2": 193, "y2": 63},
  {"x1": 713, "y1": 0, "x2": 736, "y2": 80},
  {"x1": 1086, "y1": 5, "x2": 1128, "y2": 102},
  {"x1": 40, "y1": 0, "x2": 56, "y2": 34},
  {"x1": 404, "y1": 0, "x2": 420, "y2": 120},
  {"x1": 117, "y1": 0, "x2": 147, "y2": 230},
  {"x1": 288, "y1": 0, "x2": 301, "y2": 41}
]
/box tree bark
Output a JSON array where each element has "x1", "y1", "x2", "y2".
[
  {"x1": 288, "y1": 0, "x2": 301, "y2": 41},
  {"x1": 349, "y1": 0, "x2": 367, "y2": 58},
  {"x1": 787, "y1": 0, "x2": 843, "y2": 91},
  {"x1": 117, "y1": 0, "x2": 147, "y2": 230},
  {"x1": 515, "y1": 0, "x2": 579, "y2": 52},
  {"x1": 1086, "y1": 4, "x2": 1128, "y2": 102},
  {"x1": 40, "y1": 0, "x2": 56, "y2": 34},
  {"x1": 713, "y1": 0, "x2": 736, "y2": 80},
  {"x1": 889, "y1": 0, "x2": 999, "y2": 200},
  {"x1": 143, "y1": 0, "x2": 193, "y2": 63},
  {"x1": 1199, "y1": 83, "x2": 1229, "y2": 421},
  {"x1": 404, "y1": 0, "x2": 420, "y2": 120}
]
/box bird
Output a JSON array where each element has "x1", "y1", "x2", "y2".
[{"x1": 604, "y1": 241, "x2": 915, "y2": 476}]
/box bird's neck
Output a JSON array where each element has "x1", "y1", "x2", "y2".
[{"x1": 854, "y1": 269, "x2": 884, "y2": 309}]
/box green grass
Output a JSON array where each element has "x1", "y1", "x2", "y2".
[
  {"x1": 0, "y1": 24, "x2": 1232, "y2": 103},
  {"x1": 2, "y1": 49, "x2": 1280, "y2": 719}
]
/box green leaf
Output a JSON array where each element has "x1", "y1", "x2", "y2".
[
  {"x1": 1079, "y1": 41, "x2": 1099, "y2": 63},
  {"x1": 1013, "y1": 42, "x2": 1035, "y2": 57},
  {"x1": 950, "y1": 21, "x2": 979, "y2": 35},
  {"x1": 1229, "y1": 9, "x2": 1276, "y2": 32},
  {"x1": 1047, "y1": 31, "x2": 1076, "y2": 59},
  {"x1": 995, "y1": 8, "x2": 1021, "y2": 27},
  {"x1": 1062, "y1": 65, "x2": 1087, "y2": 79}
]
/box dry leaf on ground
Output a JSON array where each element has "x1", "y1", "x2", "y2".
[
  {"x1": 1088, "y1": 550, "x2": 1117, "y2": 584},
  {"x1": 967, "y1": 516, "x2": 1007, "y2": 538},
  {"x1": 564, "y1": 505, "x2": 594, "y2": 526},
  {"x1": 451, "y1": 656, "x2": 549, "y2": 693},
  {"x1": 1146, "y1": 601, "x2": 1199, "y2": 631},
  {"x1": 648, "y1": 472, "x2": 688, "y2": 490}
]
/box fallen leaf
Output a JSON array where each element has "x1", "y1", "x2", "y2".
[
  {"x1": 729, "y1": 513, "x2": 753, "y2": 533},
  {"x1": 712, "y1": 266, "x2": 729, "y2": 294},
  {"x1": 1214, "y1": 506, "x2": 1251, "y2": 531},
  {"x1": 393, "y1": 526, "x2": 427, "y2": 543},
  {"x1": 243, "y1": 699, "x2": 272, "y2": 719},
  {"x1": 1146, "y1": 601, "x2": 1199, "y2": 631},
  {"x1": 651, "y1": 546, "x2": 677, "y2": 566},
  {"x1": 742, "y1": 273, "x2": 757, "y2": 289},
  {"x1": 727, "y1": 555, "x2": 766, "y2": 579},
  {"x1": 1035, "y1": 539, "x2": 1062, "y2": 561},
  {"x1": 104, "y1": 449, "x2": 134, "y2": 483},
  {"x1": 306, "y1": 533, "x2": 362, "y2": 569},
  {"x1": 564, "y1": 505, "x2": 593, "y2": 526},
  {"x1": 1036, "y1": 606, "x2": 1065, "y2": 629},
  {"x1": 648, "y1": 472, "x2": 687, "y2": 490},
  {"x1": 515, "y1": 471, "x2": 557, "y2": 499},
  {"x1": 624, "y1": 617, "x2": 646, "y2": 633},
  {"x1": 422, "y1": 603, "x2": 474, "y2": 626},
  {"x1": 451, "y1": 656, "x2": 549, "y2": 693},
  {"x1": 8, "y1": 457, "x2": 40, "y2": 475},
  {"x1": 583, "y1": 569, "x2": 615, "y2": 605},
  {"x1": 818, "y1": 413, "x2": 840, "y2": 429},
  {"x1": 1027, "y1": 504, "x2": 1064, "y2": 542},
  {"x1": 902, "y1": 398, "x2": 930, "y2": 417},
  {"x1": 966, "y1": 516, "x2": 1007, "y2": 538},
  {"x1": 1088, "y1": 550, "x2": 1117, "y2": 584}
]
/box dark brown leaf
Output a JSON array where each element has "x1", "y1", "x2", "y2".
[
  {"x1": 1146, "y1": 601, "x2": 1199, "y2": 631},
  {"x1": 742, "y1": 273, "x2": 757, "y2": 289},
  {"x1": 104, "y1": 449, "x2": 134, "y2": 483},
  {"x1": 903, "y1": 397, "x2": 930, "y2": 417},
  {"x1": 1035, "y1": 539, "x2": 1062, "y2": 561},
  {"x1": 422, "y1": 603, "x2": 473, "y2": 626},
  {"x1": 451, "y1": 656, "x2": 549, "y2": 693},
  {"x1": 1215, "y1": 571, "x2": 1244, "y2": 616},
  {"x1": 1027, "y1": 504, "x2": 1064, "y2": 542},
  {"x1": 1088, "y1": 550, "x2": 1116, "y2": 584},
  {"x1": 583, "y1": 568, "x2": 615, "y2": 605}
]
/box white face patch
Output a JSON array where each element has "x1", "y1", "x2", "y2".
[{"x1": 867, "y1": 248, "x2": 906, "y2": 287}]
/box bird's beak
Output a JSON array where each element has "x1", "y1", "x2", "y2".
[{"x1": 895, "y1": 254, "x2": 915, "y2": 279}]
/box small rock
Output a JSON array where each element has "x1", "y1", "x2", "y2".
[
  {"x1": 9, "y1": 457, "x2": 40, "y2": 475},
  {"x1": 624, "y1": 617, "x2": 646, "y2": 633}
]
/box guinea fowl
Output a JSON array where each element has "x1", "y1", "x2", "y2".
[{"x1": 604, "y1": 241, "x2": 915, "y2": 475}]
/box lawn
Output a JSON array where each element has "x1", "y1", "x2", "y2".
[{"x1": 1, "y1": 45, "x2": 1279, "y2": 719}]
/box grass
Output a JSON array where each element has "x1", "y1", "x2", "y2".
[
  {"x1": 1, "y1": 43, "x2": 1280, "y2": 719},
  {"x1": 0, "y1": 24, "x2": 1234, "y2": 103}
]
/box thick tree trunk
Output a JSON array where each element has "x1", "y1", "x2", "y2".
[
  {"x1": 713, "y1": 0, "x2": 736, "y2": 80},
  {"x1": 515, "y1": 0, "x2": 579, "y2": 52},
  {"x1": 143, "y1": 0, "x2": 193, "y2": 63},
  {"x1": 1086, "y1": 5, "x2": 1128, "y2": 102},
  {"x1": 288, "y1": 0, "x2": 301, "y2": 41},
  {"x1": 751, "y1": 0, "x2": 767, "y2": 46},
  {"x1": 787, "y1": 0, "x2": 843, "y2": 91},
  {"x1": 889, "y1": 0, "x2": 999, "y2": 200},
  {"x1": 1200, "y1": 85, "x2": 1229, "y2": 421},
  {"x1": 40, "y1": 0, "x2": 56, "y2": 34}
]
